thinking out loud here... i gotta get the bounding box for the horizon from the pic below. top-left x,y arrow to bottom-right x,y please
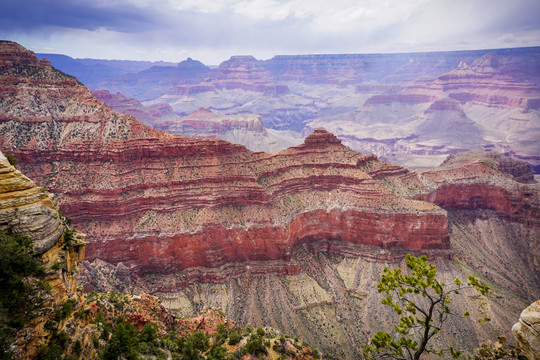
29,44 -> 540,66
1,0 -> 539,65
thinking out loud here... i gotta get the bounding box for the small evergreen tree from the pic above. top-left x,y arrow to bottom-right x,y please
363,254 -> 489,360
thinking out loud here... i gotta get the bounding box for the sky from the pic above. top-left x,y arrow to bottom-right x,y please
1,0 -> 539,65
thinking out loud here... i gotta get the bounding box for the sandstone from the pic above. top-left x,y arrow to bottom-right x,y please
0,147 -> 91,359
512,300 -> 540,360
362,151 -> 540,227
0,151 -> 64,254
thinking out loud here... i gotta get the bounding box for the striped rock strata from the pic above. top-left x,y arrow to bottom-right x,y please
0,151 -> 63,254
0,41 -> 449,281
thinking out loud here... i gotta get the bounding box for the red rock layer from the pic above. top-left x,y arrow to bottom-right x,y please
361,152 -> 540,227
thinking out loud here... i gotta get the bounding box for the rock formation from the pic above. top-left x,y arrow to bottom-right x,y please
307,52 -> 540,171
0,42 -> 450,278
90,92 -> 302,152
0,152 -> 64,253
512,300 -> 540,360
91,89 -> 176,129
97,57 -> 211,101
1,147 -> 316,359
0,149 -> 91,358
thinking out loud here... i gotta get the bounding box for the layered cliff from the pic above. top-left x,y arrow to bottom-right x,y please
0,42 -> 451,282
0,150 -> 92,359
307,52 -> 540,171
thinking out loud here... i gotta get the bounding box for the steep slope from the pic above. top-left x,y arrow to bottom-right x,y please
0,150 -> 91,359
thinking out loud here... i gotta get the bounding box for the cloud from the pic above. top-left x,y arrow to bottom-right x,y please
0,0 -> 158,33
1,0 -> 539,64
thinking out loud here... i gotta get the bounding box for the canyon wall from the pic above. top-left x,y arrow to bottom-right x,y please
39,45 -> 540,170
0,42 -> 451,279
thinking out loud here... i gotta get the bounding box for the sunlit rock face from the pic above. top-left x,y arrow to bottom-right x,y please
513,300 -> 540,360
0,148 -> 89,359
0,151 -> 63,254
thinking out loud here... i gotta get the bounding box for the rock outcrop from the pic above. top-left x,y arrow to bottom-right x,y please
512,300 -> 540,360
0,149 -> 91,359
0,152 -> 64,253
370,151 -> 540,227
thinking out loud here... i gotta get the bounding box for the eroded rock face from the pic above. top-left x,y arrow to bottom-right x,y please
0,151 -> 64,254
0,147 -> 91,359
512,300 -> 540,360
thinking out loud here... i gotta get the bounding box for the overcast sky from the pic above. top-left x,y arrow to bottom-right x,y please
1,0 -> 539,64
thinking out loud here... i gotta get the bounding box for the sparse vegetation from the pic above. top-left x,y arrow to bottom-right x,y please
0,231 -> 44,357
85,292 -> 320,360
4,152 -> 18,167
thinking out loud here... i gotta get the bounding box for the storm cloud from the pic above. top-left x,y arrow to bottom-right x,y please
1,0 -> 539,64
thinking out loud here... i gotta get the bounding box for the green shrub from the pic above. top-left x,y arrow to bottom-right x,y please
51,260 -> 63,271
140,322 -> 158,344
63,228 -> 78,249
189,331 -> 209,352
0,231 -> 44,331
228,330 -> 242,346
103,318 -> 139,360
4,152 -> 18,167
55,299 -> 76,321
206,344 -> 228,360
215,324 -> 228,345
245,334 -> 267,356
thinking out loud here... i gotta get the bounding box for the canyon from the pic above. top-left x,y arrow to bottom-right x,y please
41,46 -> 540,172
2,41 -> 539,358
91,90 -> 301,152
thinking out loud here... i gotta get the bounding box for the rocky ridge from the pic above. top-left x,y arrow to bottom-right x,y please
89,91 -> 302,152
0,152 -> 64,254
41,45 -> 540,171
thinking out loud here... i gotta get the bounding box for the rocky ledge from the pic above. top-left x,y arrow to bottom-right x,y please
0,151 -> 64,253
